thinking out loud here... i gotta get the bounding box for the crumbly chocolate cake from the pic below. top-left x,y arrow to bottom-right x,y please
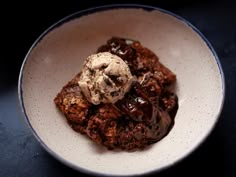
54,37 -> 178,150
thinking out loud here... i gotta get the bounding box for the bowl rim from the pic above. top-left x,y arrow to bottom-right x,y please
18,4 -> 225,176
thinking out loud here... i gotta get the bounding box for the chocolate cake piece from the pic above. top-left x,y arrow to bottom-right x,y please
54,73 -> 91,134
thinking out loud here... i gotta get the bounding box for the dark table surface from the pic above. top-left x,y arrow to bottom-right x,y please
1,0 -> 236,176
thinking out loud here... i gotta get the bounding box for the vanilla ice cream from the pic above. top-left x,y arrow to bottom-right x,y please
78,52 -> 134,105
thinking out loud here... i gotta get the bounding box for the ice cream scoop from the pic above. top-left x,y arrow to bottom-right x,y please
78,52 -> 134,105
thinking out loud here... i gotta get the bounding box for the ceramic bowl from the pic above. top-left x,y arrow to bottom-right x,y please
18,4 -> 225,176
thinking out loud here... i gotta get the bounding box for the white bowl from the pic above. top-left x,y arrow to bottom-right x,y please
18,4 -> 225,176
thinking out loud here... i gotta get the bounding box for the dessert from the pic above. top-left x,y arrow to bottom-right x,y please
54,37 -> 178,150
78,52 -> 134,105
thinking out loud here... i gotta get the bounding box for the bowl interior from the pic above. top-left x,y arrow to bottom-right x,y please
20,7 -> 224,176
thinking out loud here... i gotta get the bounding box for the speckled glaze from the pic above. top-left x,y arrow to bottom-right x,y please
18,5 -> 225,176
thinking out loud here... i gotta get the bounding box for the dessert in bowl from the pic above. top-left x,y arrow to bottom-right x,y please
54,37 -> 179,151
18,5 -> 224,176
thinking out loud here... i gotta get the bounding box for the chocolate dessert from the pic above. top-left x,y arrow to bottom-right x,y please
54,37 -> 178,150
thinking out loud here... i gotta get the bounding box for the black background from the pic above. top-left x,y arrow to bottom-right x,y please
1,0 -> 236,176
